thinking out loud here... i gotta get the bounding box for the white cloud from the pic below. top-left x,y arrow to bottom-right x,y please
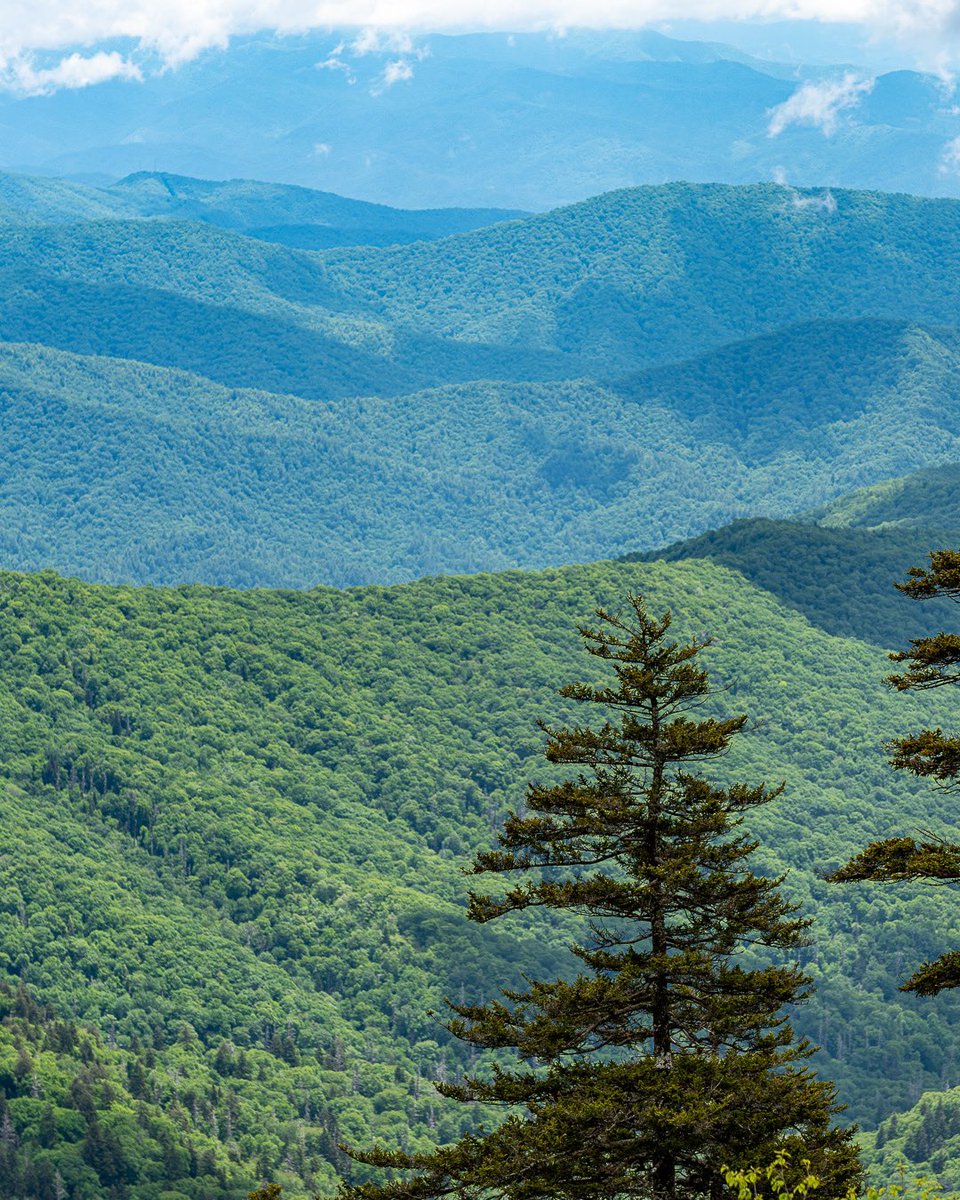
316,47 -> 357,82
0,50 -> 142,95
382,58 -> 413,84
368,56 -> 415,94
351,28 -> 417,54
0,0 -> 957,91
315,27 -> 428,90
767,73 -> 875,137
792,188 -> 837,211
926,52 -> 957,96
940,134 -> 960,172
771,168 -> 838,212
314,26 -> 428,96
313,141 -> 333,155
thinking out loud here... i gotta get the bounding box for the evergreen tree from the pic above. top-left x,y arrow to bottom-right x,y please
38,1102 -> 57,1149
830,549 -> 960,994
338,595 -> 860,1200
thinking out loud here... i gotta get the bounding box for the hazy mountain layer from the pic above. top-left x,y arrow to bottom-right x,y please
326,185 -> 960,375
0,219 -> 568,403
1,31 -> 957,208
7,181 -> 960,389
1,183 -> 960,587
0,312 -> 959,586
0,169 -> 524,248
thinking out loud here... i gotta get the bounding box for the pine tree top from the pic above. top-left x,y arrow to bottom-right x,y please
338,593 -> 860,1200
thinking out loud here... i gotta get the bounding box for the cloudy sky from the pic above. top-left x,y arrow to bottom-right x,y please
1,0 -> 959,90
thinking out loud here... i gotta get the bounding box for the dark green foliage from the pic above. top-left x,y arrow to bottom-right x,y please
628,519 -> 960,651
810,463 -> 960,534
831,548 -> 960,994
896,551 -> 960,605
340,598 -> 860,1200
829,839 -> 960,884
0,550 -> 957,1195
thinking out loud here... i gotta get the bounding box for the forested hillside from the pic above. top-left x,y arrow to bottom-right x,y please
862,1087 -> 960,1189
0,549 -> 960,1194
811,462 -> 960,532
0,328 -> 953,586
2,184 -> 960,586
634,455 -> 960,646
0,171 -> 523,249
0,218 -> 571,404
326,185 -> 960,373
631,518 -> 960,649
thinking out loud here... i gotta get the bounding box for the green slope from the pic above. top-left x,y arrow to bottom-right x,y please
0,982 -> 343,1199
0,221 -> 566,403
618,319 -> 960,470
0,174 -> 140,225
630,517 -> 960,650
0,170 -> 524,249
624,461 -> 960,653
1,317 -> 960,587
327,183 -> 960,375
0,556 -> 959,1195
811,462 -> 960,532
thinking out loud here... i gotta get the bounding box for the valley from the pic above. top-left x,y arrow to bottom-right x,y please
2,18 -> 960,1194
1,181 -> 960,589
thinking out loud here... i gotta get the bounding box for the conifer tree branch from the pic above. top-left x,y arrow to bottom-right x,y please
338,593 -> 860,1200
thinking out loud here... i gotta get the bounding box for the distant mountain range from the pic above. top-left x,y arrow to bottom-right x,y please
0,176 -> 959,586
0,170 -> 525,248
2,30 -> 959,208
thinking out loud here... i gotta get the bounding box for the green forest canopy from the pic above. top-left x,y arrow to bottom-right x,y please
1,183 -> 960,585
1,319 -> 960,587
0,545 -> 960,1193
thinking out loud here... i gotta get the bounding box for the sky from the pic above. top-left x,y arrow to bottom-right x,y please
1,0 -> 959,92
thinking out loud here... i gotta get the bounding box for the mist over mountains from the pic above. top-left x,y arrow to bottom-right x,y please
2,29 -> 959,208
